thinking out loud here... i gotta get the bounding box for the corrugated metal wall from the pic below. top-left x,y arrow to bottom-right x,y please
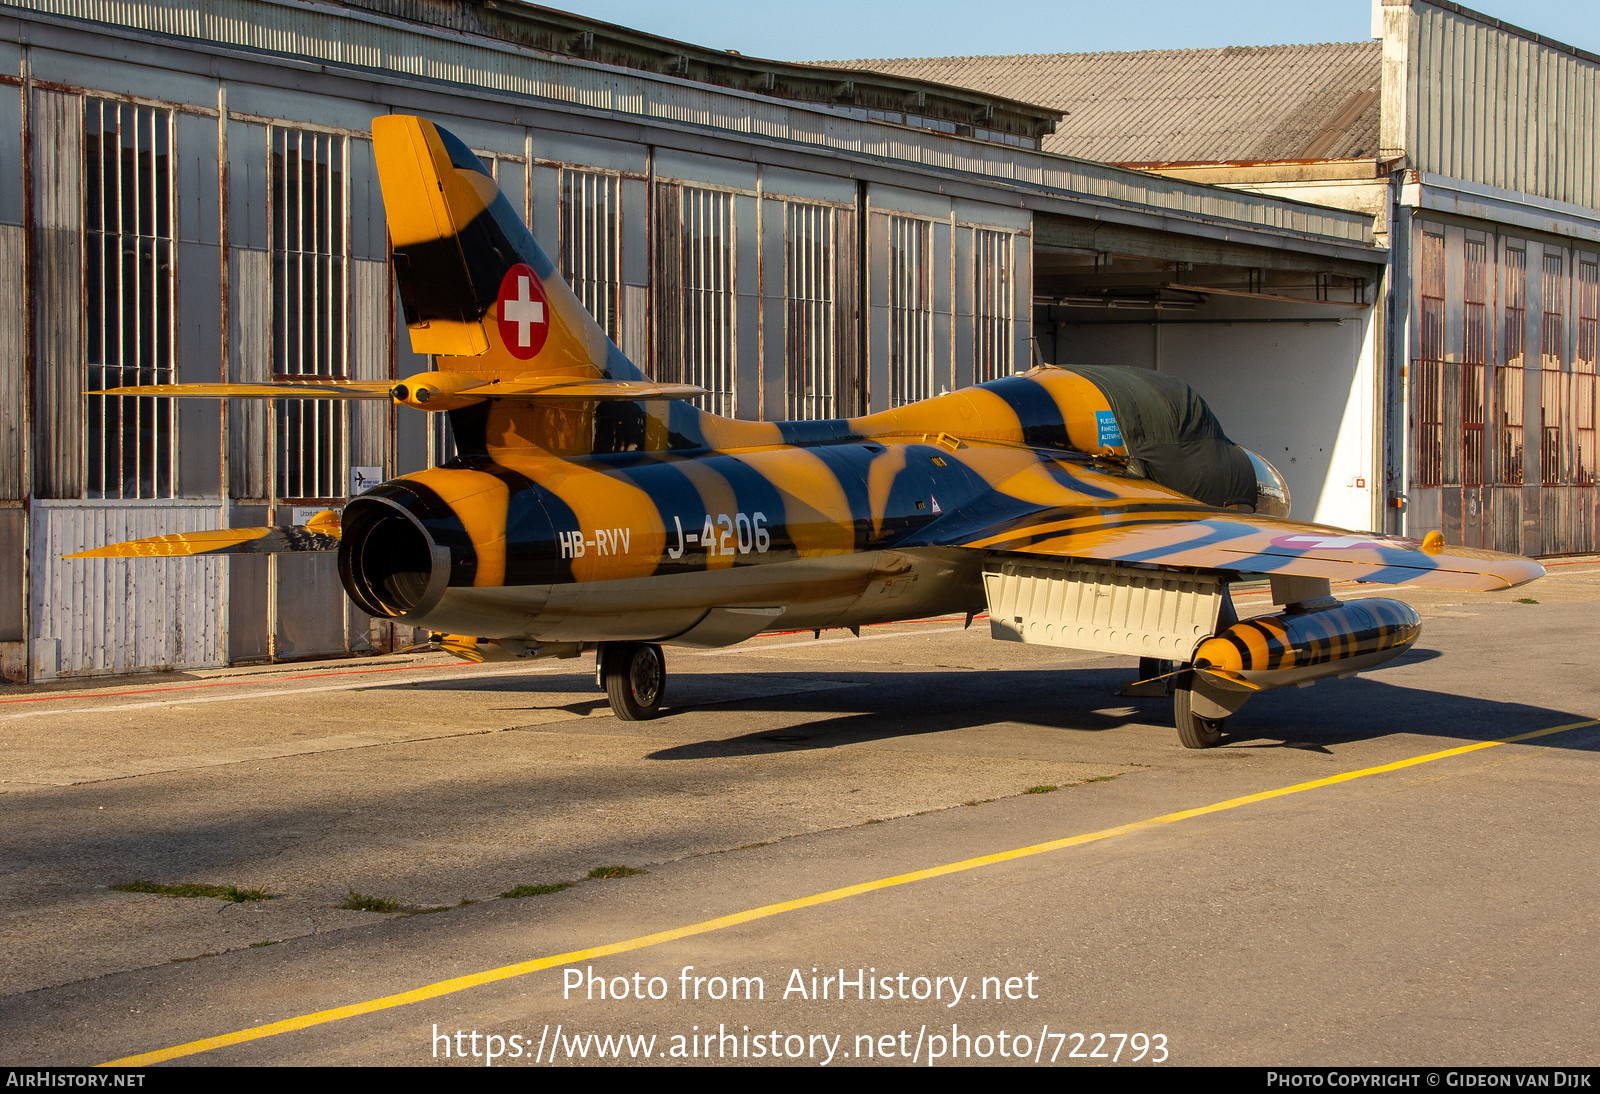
0,0 -> 1390,681
1402,0 -> 1600,210
1407,216 -> 1598,555
31,89 -> 83,500
0,224 -> 25,499
10,0 -> 1372,247
30,501 -> 225,678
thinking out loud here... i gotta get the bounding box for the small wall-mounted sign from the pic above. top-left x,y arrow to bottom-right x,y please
350,466 -> 384,496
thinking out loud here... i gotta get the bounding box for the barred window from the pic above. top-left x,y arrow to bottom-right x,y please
1462,238 -> 1488,487
973,228 -> 1013,384
1541,253 -> 1565,486
1414,228 -> 1444,488
654,183 -> 735,417
560,169 -> 622,344
272,128 -> 346,501
887,215 -> 933,407
85,99 -> 175,500
1501,245 -> 1527,485
1577,258 -> 1597,486
785,201 -> 836,419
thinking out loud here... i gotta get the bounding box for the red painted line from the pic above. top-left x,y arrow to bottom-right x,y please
0,660 -> 476,707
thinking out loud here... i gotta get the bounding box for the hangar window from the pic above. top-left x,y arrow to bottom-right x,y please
560,169 -> 622,344
84,99 -> 175,500
887,215 -> 934,406
1462,238 -> 1488,487
1540,253 -> 1565,486
974,228 -> 1013,384
654,183 -> 736,417
1500,244 -> 1527,485
1577,258 -> 1598,487
1414,227 -> 1445,488
271,127 -> 347,502
785,201 -> 838,419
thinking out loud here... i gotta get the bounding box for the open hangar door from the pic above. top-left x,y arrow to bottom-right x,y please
1030,215 -> 1387,532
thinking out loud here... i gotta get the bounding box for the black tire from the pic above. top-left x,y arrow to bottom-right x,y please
1174,683 -> 1224,749
602,642 -> 665,721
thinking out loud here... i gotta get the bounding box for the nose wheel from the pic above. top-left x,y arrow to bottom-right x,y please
599,642 -> 666,721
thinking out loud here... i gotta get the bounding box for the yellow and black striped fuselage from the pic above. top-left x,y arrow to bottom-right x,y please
338,369 -> 1224,646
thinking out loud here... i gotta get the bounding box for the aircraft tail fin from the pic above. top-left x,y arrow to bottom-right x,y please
372,114 -> 643,384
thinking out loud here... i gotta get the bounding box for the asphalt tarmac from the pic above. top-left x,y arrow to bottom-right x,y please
2,561 -> 1597,1067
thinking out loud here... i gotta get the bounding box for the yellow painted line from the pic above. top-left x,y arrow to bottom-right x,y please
104,716 -> 1599,1067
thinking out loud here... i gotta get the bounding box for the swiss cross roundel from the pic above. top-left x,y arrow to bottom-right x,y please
496,263 -> 550,359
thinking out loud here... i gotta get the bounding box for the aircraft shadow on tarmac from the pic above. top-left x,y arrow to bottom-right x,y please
369,646 -> 1597,761
5,649 -> 1591,923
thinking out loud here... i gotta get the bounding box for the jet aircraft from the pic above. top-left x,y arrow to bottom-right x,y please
75,115 -> 1543,748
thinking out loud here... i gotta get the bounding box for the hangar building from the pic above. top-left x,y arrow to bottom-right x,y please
0,0 -> 1382,681
833,0 -> 1600,558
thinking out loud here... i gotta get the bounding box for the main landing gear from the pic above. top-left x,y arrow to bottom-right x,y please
597,642 -> 666,721
1129,656 -> 1224,749
1173,679 -> 1225,750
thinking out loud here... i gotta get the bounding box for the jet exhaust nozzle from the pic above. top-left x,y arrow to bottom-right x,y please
338,494 -> 452,621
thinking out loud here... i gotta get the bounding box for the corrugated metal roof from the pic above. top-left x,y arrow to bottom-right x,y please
823,42 -> 1382,166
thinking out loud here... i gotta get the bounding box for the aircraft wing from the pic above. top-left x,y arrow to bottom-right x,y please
66,511 -> 342,558
905,469 -> 1543,592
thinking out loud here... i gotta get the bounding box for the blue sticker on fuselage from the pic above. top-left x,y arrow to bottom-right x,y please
1095,410 -> 1124,448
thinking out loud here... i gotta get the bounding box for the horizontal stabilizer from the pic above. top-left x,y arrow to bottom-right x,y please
68,512 -> 341,558
87,375 -> 705,406
498,377 -> 705,401
86,381 -> 394,399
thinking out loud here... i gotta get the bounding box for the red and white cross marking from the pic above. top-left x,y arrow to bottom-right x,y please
1269,533 -> 1399,552
496,263 -> 550,359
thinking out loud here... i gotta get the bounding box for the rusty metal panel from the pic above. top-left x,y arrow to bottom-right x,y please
1013,231 -> 1032,375
31,500 -> 225,679
1440,482 -> 1462,546
1573,485 -> 1598,553
346,136 -> 385,265
227,504 -> 269,662
1540,485 -> 1568,555
31,88 -> 83,500
527,162 -> 560,255
175,87 -> 224,501
1521,484 -> 1542,556
865,210 -> 889,413
1490,484 -> 1521,555
1408,485 -> 1442,539
393,290 -> 429,475
349,258 -> 389,470
0,82 -> 21,227
832,207 -> 861,417
175,239 -> 222,497
227,120 -> 269,252
931,217 -> 953,397
1460,484 -> 1486,549
0,224 -> 24,499
0,507 -> 22,643
175,111 -> 220,247
228,246 -> 269,499
273,551 -> 345,659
